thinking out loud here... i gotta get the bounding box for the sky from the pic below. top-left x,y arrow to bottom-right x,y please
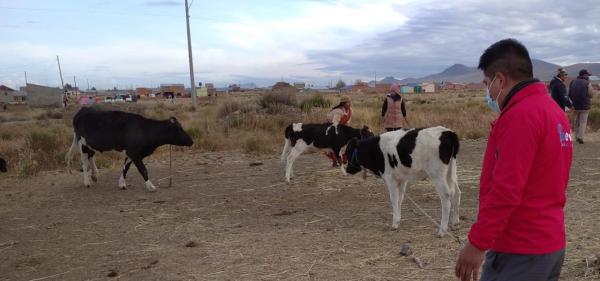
0,0 -> 599,89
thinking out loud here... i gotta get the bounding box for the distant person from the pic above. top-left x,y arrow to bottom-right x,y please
455,38 -> 573,281
325,96 -> 352,166
549,68 -> 572,111
63,94 -> 68,108
569,69 -> 596,144
381,84 -> 407,131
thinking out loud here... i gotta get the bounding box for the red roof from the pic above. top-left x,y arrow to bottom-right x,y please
0,85 -> 15,92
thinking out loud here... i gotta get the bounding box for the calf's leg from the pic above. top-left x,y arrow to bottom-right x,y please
383,176 -> 405,230
118,157 -> 133,189
285,141 -> 308,182
131,157 -> 156,192
430,172 -> 452,237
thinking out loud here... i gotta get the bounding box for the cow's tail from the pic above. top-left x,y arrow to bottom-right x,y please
446,131 -> 459,192
281,125 -> 293,162
65,133 -> 78,173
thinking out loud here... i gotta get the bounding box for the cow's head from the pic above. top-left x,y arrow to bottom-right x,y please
167,117 -> 194,146
0,158 -> 7,173
360,126 -> 374,140
344,138 -> 362,175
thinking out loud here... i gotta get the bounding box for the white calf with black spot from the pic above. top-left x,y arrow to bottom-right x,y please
345,126 -> 460,237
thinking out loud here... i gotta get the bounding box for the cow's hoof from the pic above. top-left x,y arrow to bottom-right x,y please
119,185 -> 126,190
437,230 -> 446,238
391,224 -> 399,231
145,181 -> 157,192
91,175 -> 98,182
85,185 -> 90,188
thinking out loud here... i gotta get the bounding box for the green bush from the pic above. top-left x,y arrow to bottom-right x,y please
259,92 -> 297,113
217,99 -> 255,118
299,94 -> 331,113
588,109 -> 600,130
186,127 -> 203,140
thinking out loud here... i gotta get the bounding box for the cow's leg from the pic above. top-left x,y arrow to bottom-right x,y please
131,157 -> 156,192
280,139 -> 291,163
448,158 -> 461,227
285,141 -> 308,182
79,143 -> 91,187
450,181 -> 461,228
383,176 -> 402,230
118,157 -> 133,189
430,170 -> 452,237
88,150 -> 99,182
335,149 -> 347,176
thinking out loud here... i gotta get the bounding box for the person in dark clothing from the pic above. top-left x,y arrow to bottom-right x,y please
549,68 -> 572,111
569,69 -> 596,144
382,84 -> 408,131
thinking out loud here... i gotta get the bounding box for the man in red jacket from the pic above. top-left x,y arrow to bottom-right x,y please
455,39 -> 573,281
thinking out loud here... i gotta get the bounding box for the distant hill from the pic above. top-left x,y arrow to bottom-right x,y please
368,76 -> 402,86
391,59 -> 600,84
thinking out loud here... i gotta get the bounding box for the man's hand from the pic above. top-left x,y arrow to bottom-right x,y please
455,241 -> 485,281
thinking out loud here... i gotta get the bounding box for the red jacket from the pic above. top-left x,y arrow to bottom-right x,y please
468,81 -> 573,255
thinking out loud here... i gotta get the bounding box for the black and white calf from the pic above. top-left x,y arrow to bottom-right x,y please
65,107 -> 193,191
344,126 -> 460,237
281,123 -> 373,182
0,157 -> 7,172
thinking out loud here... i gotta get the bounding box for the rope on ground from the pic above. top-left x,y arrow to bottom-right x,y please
405,194 -> 462,245
169,145 -> 172,187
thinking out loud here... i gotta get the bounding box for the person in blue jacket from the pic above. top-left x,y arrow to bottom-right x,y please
549,68 -> 572,111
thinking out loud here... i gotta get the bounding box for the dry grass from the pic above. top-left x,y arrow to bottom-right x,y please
2,90 -> 597,178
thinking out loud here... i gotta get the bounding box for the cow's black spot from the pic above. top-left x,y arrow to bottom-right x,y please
438,130 -> 460,165
82,145 -> 95,159
396,128 -> 423,168
358,136 -> 385,176
387,154 -> 398,168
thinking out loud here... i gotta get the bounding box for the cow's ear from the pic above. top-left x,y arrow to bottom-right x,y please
169,117 -> 177,124
350,137 -> 359,146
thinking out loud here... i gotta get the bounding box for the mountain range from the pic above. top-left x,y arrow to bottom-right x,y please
369,59 -> 600,85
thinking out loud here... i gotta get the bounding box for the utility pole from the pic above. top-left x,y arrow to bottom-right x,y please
56,55 -> 64,89
24,71 -> 28,85
185,0 -> 196,109
374,71 -> 377,87
86,78 -> 90,91
73,76 -> 78,89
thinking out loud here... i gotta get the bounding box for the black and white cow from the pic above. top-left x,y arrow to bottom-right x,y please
281,123 -> 373,182
65,107 -> 193,191
0,157 -> 7,172
344,126 -> 460,237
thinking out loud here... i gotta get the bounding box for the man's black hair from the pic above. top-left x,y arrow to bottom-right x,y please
478,38 -> 533,80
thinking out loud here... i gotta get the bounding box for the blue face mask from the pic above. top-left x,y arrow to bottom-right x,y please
485,76 -> 501,112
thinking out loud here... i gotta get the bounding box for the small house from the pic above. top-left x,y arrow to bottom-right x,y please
400,85 -> 414,94
421,82 -> 436,93
25,83 -> 63,108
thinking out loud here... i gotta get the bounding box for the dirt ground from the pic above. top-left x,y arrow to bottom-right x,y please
1,137 -> 600,281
